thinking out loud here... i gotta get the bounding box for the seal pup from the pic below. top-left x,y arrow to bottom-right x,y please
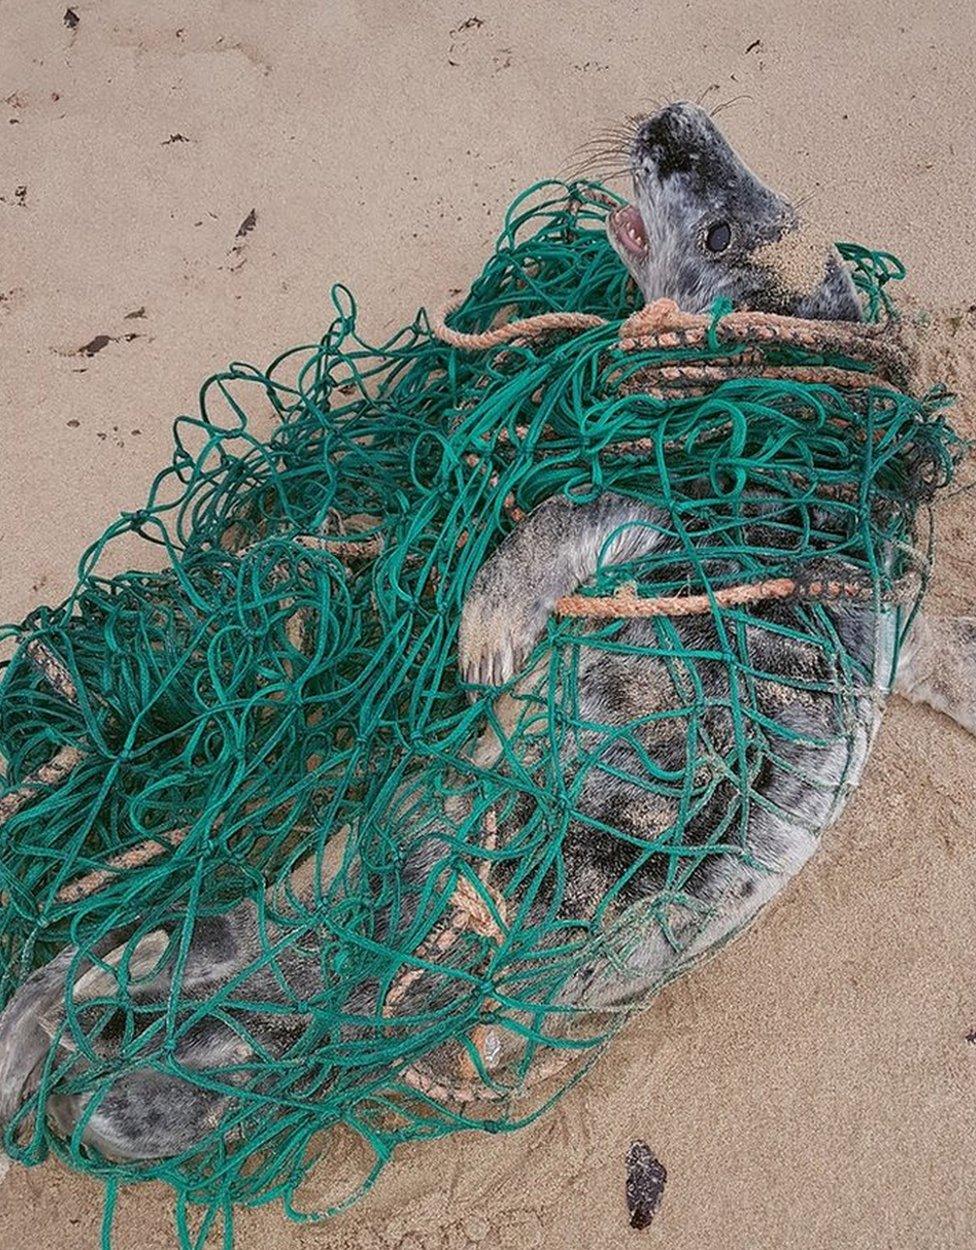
604,100 -> 863,320
0,103 -> 972,1163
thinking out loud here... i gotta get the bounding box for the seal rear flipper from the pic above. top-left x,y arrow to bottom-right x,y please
895,613 -> 976,735
0,911 -> 262,1158
47,1057 -> 249,1162
0,929 -> 137,1137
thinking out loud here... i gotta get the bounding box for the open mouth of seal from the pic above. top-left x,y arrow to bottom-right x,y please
609,204 -> 648,258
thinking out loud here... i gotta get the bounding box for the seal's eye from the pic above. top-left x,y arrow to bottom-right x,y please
704,222 -> 732,253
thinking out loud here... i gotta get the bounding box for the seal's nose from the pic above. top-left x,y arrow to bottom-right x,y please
634,104 -> 697,177
638,104 -> 683,147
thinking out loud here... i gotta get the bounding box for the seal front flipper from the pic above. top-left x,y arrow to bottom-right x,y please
458,491 -> 673,691
895,613 -> 976,734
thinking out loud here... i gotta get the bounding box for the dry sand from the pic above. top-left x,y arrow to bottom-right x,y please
2,2 -> 976,1247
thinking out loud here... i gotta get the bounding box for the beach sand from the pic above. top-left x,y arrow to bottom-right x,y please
1,3 -> 975,1246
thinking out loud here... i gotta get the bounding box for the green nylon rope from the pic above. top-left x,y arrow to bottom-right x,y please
0,180 -> 962,1247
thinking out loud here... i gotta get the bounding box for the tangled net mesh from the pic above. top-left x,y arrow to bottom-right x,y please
0,181 -> 963,1246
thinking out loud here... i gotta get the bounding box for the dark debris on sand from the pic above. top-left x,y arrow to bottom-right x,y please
626,1140 -> 667,1231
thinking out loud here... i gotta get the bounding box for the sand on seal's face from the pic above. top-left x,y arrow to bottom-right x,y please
753,219 -> 841,300
1,2 -> 975,1248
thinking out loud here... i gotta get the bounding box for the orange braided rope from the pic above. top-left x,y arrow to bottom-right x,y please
555,576 -> 882,621
429,294 -> 607,351
431,293 -> 910,390
56,828 -> 191,904
0,744 -> 86,829
556,578 -> 798,620
382,808 -> 516,1104
0,638 -> 87,836
617,299 -> 909,379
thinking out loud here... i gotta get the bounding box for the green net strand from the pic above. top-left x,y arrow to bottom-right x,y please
0,180 -> 964,1246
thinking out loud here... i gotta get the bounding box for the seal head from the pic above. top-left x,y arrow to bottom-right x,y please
607,102 -> 862,321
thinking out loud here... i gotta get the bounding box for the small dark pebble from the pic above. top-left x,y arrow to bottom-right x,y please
965,1029 -> 976,1045
626,1139 -> 666,1231
745,38 -> 761,53
66,419 -> 80,427
64,7 -> 80,29
14,185 -> 27,206
78,334 -> 112,356
123,306 -> 146,319
161,133 -> 189,145
235,208 -> 257,238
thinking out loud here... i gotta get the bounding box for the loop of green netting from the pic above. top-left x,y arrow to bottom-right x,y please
0,179 -> 964,1248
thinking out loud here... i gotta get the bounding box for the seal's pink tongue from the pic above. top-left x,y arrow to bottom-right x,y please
611,204 -> 648,257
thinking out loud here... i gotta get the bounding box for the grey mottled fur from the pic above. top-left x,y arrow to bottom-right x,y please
0,102 -> 972,1163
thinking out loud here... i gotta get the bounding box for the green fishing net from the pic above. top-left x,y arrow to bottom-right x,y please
0,181 -> 962,1247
